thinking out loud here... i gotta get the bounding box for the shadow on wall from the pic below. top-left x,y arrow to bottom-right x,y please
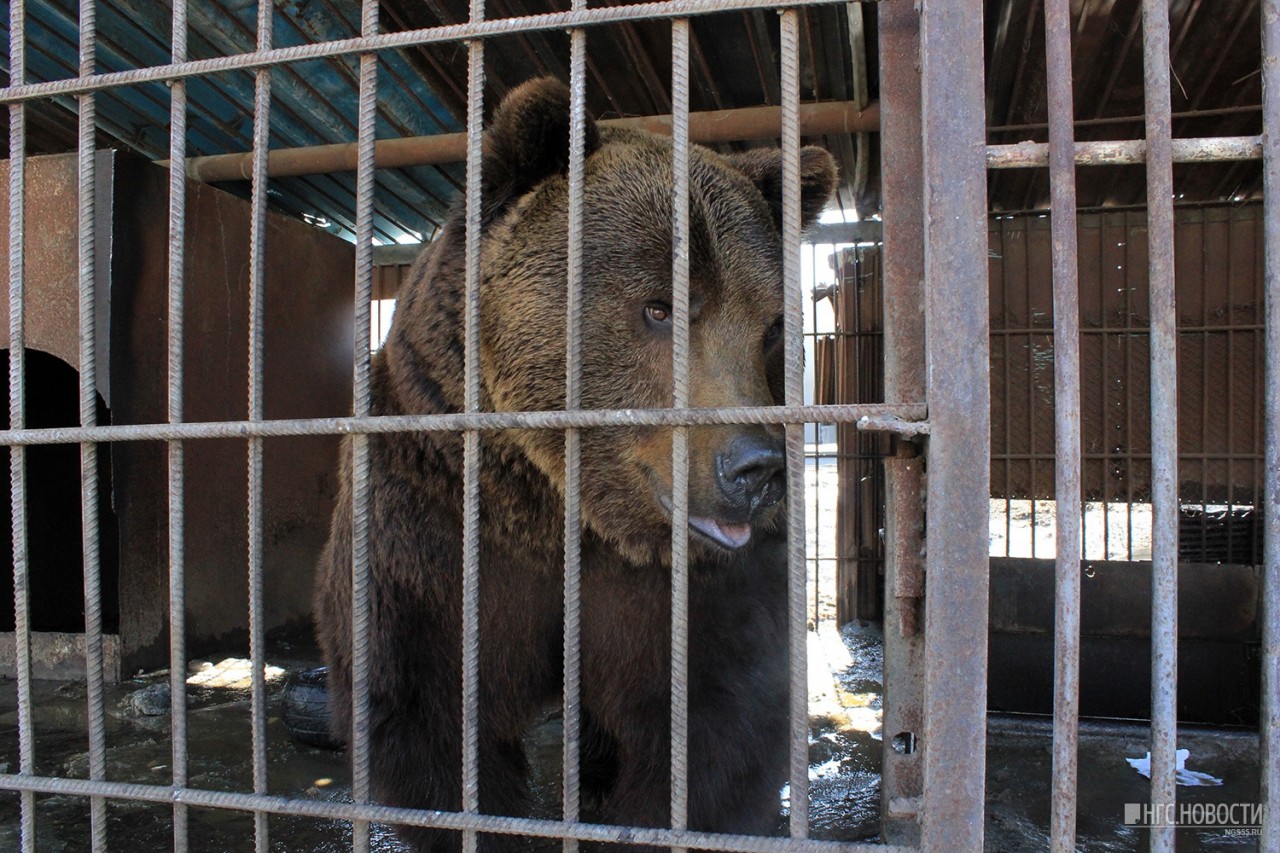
0,348 -> 119,634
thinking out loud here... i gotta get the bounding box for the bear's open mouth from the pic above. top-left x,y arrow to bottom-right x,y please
653,488 -> 753,551
687,517 -> 753,550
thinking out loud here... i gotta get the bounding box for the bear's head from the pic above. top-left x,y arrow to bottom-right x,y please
477,78 -> 837,565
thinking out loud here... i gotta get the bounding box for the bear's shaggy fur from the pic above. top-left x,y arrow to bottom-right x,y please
315,78 -> 837,852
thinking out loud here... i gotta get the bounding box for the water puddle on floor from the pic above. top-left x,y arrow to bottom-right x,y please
0,624 -> 1262,851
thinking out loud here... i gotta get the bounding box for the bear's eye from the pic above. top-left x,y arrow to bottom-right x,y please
644,302 -> 673,329
764,316 -> 784,350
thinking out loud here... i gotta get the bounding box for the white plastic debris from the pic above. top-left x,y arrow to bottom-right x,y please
186,657 -> 286,689
1125,748 -> 1223,787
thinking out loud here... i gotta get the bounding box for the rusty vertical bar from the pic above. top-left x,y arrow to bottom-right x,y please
349,2 -> 379,852
919,0 -> 991,848
166,1 -> 191,847
6,1 -> 34,850
669,16 -> 692,842
245,0 -> 274,850
1142,3 -> 1178,849
779,9 -> 809,840
75,0 -> 107,846
461,1 -> 485,851
1122,212 -> 1135,563
1001,222 -> 1013,558
1043,0 -> 1083,849
562,9 -> 587,853
876,0 -> 925,845
1259,0 -> 1280,847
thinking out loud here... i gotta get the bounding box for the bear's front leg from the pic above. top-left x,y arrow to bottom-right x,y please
583,689 -> 786,845
368,705 -> 535,853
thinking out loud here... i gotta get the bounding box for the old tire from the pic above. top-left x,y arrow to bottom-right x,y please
281,667 -> 344,750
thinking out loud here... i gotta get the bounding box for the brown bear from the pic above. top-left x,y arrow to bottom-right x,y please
315,77 -> 836,851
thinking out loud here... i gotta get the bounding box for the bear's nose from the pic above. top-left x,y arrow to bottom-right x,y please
715,435 -> 786,514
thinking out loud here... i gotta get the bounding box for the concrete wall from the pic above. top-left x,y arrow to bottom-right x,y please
1,151 -> 354,675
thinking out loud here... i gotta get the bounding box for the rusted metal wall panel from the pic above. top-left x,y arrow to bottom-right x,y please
832,246 -> 887,625
987,557 -> 1260,725
990,205 -> 1266,512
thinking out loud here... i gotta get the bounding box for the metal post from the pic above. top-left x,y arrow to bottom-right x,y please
166,3 -> 191,849
461,2 -> 485,850
1141,3 -> 1179,850
6,1 -> 34,849
75,0 -> 107,846
669,16 -> 692,843
918,0 -> 991,848
562,11 -> 588,853
1043,1 -> 1083,850
246,0 -> 275,849
1258,0 -> 1280,848
350,2 -> 380,852
780,10 -> 810,841
877,0 -> 926,844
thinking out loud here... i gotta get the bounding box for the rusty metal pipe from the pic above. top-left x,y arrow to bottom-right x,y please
169,100 -> 880,183
988,103 -> 1262,135
987,135 -> 1261,169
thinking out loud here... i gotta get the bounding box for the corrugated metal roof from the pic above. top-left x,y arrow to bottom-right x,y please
1,0 -> 1267,233
2,1 -> 871,241
5,0 -> 469,243
985,0 -> 1263,211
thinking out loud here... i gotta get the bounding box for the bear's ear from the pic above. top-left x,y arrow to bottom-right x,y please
726,147 -> 838,232
481,77 -> 601,223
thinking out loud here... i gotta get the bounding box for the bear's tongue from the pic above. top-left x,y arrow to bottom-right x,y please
688,516 -> 752,550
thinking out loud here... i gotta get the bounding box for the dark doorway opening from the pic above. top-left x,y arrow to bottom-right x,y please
1,349 -> 119,634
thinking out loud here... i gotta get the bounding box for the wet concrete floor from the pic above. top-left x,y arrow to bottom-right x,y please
0,624 -> 1261,852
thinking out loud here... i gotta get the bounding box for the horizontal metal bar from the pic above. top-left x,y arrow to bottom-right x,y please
0,774 -> 911,853
0,0 -> 865,105
988,103 -> 1262,135
989,326 -> 1266,335
810,220 -> 884,244
174,101 -> 880,182
0,404 -> 926,447
994,452 -> 1264,462
987,136 -> 1261,169
858,414 -> 930,435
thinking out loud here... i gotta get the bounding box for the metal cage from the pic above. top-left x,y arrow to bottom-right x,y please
1,1 -> 1276,852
